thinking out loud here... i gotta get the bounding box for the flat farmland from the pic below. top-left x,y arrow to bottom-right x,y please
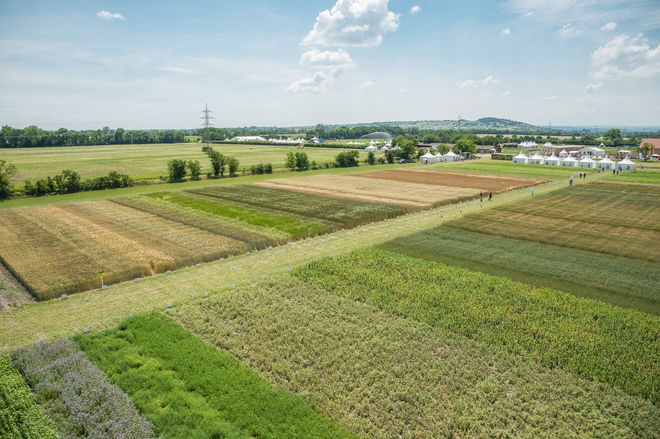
0,142 -> 356,182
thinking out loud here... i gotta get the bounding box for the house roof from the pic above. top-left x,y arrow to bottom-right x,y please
640,138 -> 660,151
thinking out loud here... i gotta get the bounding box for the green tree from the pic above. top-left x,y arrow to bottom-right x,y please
227,157 -> 239,176
396,138 -> 417,160
289,152 -> 309,171
385,150 -> 395,164
187,160 -> 201,180
436,144 -> 450,154
639,142 -> 654,161
52,169 -> 81,194
0,160 -> 16,199
205,148 -> 226,177
335,150 -> 360,167
603,128 -> 623,146
168,159 -> 187,182
367,151 -> 375,165
285,151 -> 297,169
454,137 -> 476,154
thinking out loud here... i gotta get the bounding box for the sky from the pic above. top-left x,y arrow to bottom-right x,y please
1,0 -> 659,129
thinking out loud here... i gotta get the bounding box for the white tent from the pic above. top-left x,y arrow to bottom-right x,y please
529,151 -> 545,165
512,151 -> 528,164
598,143 -> 606,148
545,153 -> 560,166
580,147 -> 606,158
597,156 -> 614,170
544,142 -> 553,147
420,151 -> 436,164
365,145 -> 378,152
558,149 -> 568,158
579,156 -> 595,168
434,152 -> 444,162
380,146 -> 389,152
443,149 -> 460,161
617,156 -> 636,171
561,156 -> 577,167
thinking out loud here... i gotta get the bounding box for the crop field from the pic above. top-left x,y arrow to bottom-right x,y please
173,275 -> 659,438
0,142 -> 356,182
259,174 -> 483,208
187,185 -> 409,227
75,313 -> 354,439
295,249 -> 660,402
440,160 -> 598,179
352,169 -> 549,192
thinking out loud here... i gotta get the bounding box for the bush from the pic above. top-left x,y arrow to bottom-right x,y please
286,152 -> 309,171
205,148 -> 226,177
335,150 -> 360,168
385,150 -> 395,164
227,157 -> 239,176
168,159 -> 187,182
53,169 -> 81,193
366,151 -> 375,165
187,160 -> 201,180
0,160 -> 16,200
250,163 -> 273,175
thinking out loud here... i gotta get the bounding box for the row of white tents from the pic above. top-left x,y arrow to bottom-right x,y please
512,151 -> 636,170
419,149 -> 461,163
365,140 -> 393,153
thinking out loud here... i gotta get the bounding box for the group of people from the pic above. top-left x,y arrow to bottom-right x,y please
479,191 -> 493,202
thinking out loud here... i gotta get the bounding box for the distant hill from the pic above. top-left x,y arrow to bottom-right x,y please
328,117 -> 546,133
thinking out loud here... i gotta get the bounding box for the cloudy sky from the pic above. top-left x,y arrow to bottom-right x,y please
1,0 -> 659,129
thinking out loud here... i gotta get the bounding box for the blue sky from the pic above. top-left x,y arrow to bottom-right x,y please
1,0 -> 659,129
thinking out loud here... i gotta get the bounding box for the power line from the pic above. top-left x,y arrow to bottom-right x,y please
201,103 -> 214,129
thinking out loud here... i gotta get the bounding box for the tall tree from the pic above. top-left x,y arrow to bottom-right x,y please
0,160 -> 16,199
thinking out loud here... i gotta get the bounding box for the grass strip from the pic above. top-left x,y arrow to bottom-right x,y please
173,276 -> 659,438
146,191 -> 329,239
11,339 -> 155,439
297,248 -> 660,402
75,313 -> 356,439
187,185 -> 409,227
0,356 -> 58,439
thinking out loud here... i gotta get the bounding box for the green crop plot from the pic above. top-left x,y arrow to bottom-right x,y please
173,276 -> 659,438
76,313 -> 355,439
187,185 -> 409,227
296,248 -> 660,402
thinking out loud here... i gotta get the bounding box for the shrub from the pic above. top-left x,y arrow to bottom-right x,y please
0,160 -> 16,200
227,157 -> 239,176
168,159 -> 187,182
367,151 -> 375,165
335,150 -> 360,168
250,163 -> 273,175
53,169 -> 81,193
385,150 -> 395,164
187,160 -> 201,180
205,148 -> 226,177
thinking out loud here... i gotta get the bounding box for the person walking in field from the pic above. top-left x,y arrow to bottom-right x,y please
530,187 -> 534,197
569,175 -> 573,186
480,191 -> 483,202
488,192 -> 492,201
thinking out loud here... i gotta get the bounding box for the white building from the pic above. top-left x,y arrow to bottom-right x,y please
597,156 -> 614,170
512,151 -> 528,164
579,156 -> 595,169
617,157 -> 636,171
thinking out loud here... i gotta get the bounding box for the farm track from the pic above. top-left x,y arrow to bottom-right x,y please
0,176 -> 583,353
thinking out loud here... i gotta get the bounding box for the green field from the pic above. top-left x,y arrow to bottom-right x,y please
76,313 -> 354,439
0,142 -> 357,183
440,160 -> 599,179
173,276 -> 659,438
296,249 -> 660,402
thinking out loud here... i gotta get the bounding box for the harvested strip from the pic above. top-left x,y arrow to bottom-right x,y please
76,313 -> 356,439
451,209 -> 660,262
146,192 -> 329,239
173,277 -> 659,439
189,185 -> 409,227
352,169 -> 548,192
12,339 -> 156,439
0,356 -> 58,439
112,196 -> 277,248
261,174 -> 480,207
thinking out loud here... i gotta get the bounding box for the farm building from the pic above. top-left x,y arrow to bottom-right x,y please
579,156 -> 595,168
512,151 -> 528,164
597,157 -> 614,170
545,153 -> 560,166
617,157 -> 636,171
561,156 -> 578,167
443,149 -> 460,161
639,138 -> 660,154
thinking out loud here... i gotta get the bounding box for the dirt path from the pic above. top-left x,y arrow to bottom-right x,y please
0,261 -> 34,311
0,176 -> 595,353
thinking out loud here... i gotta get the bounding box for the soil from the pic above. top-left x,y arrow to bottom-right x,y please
0,261 -> 35,311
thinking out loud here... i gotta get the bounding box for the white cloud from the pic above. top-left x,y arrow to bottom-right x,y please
501,90 -> 511,96
156,66 -> 194,74
525,11 -> 534,17
302,0 -> 399,47
410,5 -> 421,15
591,33 -> 660,80
399,88 -> 407,93
541,95 -> 559,100
96,10 -> 125,21
358,80 -> 375,89
559,23 -> 579,37
458,75 -> 501,88
601,22 -> 617,31
501,28 -> 511,37
299,49 -> 355,70
585,82 -> 603,92
287,71 -> 336,93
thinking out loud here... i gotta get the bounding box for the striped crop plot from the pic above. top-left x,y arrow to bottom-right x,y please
187,184 -> 409,227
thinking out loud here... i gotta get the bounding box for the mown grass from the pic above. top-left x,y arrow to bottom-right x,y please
75,313 -> 355,439
441,161 -> 595,179
146,191 -> 329,239
173,276 -> 660,438
0,356 -> 58,439
187,185 -> 409,227
381,226 -> 660,314
296,248 -> 660,402
604,169 -> 660,184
